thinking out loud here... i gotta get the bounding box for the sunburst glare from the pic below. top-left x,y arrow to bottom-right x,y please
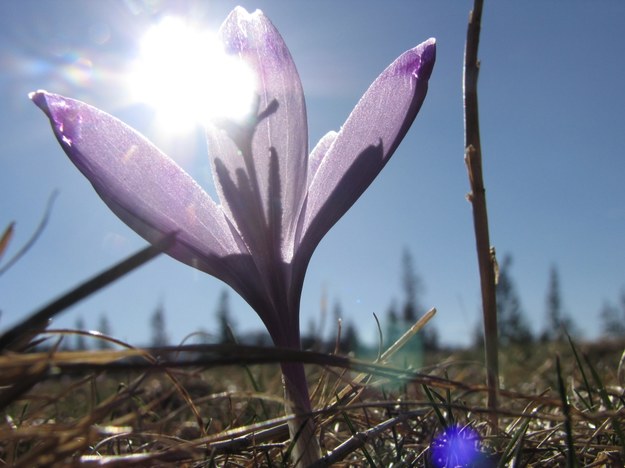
129,17 -> 257,134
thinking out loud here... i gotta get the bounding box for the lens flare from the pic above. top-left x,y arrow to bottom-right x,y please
128,17 -> 257,134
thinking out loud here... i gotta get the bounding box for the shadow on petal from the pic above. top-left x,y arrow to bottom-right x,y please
296,141 -> 385,268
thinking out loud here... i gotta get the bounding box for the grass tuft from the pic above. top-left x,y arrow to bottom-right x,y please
1,242 -> 624,466
1,329 -> 624,466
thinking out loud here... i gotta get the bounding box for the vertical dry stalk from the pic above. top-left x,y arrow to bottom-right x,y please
463,0 -> 500,429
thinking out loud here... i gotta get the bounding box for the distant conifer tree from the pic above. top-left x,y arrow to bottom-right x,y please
216,290 -> 236,344
496,255 -> 533,346
401,248 -> 438,351
542,266 -> 578,341
74,316 -> 87,350
385,300 -> 402,349
472,321 -> 484,350
97,314 -> 113,349
600,289 -> 625,338
340,320 -> 360,354
401,248 -> 423,324
150,303 -> 169,347
331,300 -> 360,354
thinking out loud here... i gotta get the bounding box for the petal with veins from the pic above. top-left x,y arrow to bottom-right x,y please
307,131 -> 338,190
30,11 -> 436,357
297,39 -> 436,262
209,7 -> 308,269
30,91 -> 250,286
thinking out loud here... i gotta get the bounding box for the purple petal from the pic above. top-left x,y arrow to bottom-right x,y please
307,131 -> 338,189
208,7 -> 308,267
30,91 -> 250,286
297,39 -> 436,259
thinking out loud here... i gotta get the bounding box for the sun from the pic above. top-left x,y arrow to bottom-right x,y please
128,17 -> 257,134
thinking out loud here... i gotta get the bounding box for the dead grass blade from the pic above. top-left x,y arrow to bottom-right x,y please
0,221 -> 15,263
556,355 -> 578,468
0,232 -> 176,351
0,191 -> 58,277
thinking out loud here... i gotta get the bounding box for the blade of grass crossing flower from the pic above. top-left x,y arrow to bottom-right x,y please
556,356 -> 578,468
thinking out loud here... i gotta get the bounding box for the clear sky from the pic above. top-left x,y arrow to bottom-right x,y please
1,1 -> 624,348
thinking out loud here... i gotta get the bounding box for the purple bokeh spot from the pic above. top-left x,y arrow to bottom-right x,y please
430,425 -> 481,467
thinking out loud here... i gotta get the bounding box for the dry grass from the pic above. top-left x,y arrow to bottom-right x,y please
1,330 -> 624,467
1,230 -> 623,466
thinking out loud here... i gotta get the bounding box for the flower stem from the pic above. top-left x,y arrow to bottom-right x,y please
280,361 -> 321,466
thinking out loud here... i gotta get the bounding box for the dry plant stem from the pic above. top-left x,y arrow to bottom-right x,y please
463,0 -> 499,429
334,308 -> 437,403
309,410 -> 424,467
0,232 -> 176,351
281,361 -> 321,466
0,190 -> 58,276
379,308 -> 437,364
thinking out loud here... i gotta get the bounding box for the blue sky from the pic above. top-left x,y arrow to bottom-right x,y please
1,1 -> 624,348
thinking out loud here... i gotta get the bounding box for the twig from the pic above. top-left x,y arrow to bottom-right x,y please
309,411 -> 422,467
0,344 -> 475,393
0,222 -> 15,262
0,232 -> 176,351
329,309 -> 437,406
378,308 -> 436,364
463,0 -> 499,429
556,355 -> 579,467
0,190 -> 58,276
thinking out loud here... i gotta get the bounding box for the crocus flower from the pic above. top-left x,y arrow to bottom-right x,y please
431,425 -> 483,467
31,6 -> 435,463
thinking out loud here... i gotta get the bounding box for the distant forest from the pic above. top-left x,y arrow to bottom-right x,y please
68,249 -> 625,353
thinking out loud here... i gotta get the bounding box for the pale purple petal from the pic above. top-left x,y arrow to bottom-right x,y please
30,91 -> 251,286
307,131 -> 338,189
208,7 -> 308,267
297,39 -> 436,260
